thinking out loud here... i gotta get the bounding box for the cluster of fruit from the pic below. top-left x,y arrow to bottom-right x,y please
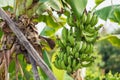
54,12 -> 103,74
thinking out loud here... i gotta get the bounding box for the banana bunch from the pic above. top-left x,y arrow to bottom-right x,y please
54,12 -> 103,74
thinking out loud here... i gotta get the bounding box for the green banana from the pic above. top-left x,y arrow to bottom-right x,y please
68,56 -> 72,65
58,59 -> 62,69
54,6 -> 102,74
84,34 -> 97,43
84,43 -> 94,53
63,53 -> 67,64
86,12 -> 92,24
85,26 -> 96,33
95,24 -> 103,30
72,47 -> 77,55
58,52 -> 64,59
67,15 -> 74,26
85,24 -> 92,31
89,44 -> 94,53
73,63 -> 81,71
76,19 -> 81,27
54,60 -> 61,69
56,39 -> 65,48
67,65 -> 72,73
81,12 -> 86,24
62,27 -> 68,41
72,59 -> 77,68
62,39 -> 67,47
80,41 -> 87,52
66,46 -> 71,54
84,44 -> 91,53
82,30 -> 96,37
75,42 -> 81,50
79,24 -> 84,30
91,15 -> 98,26
68,32 -> 74,46
81,61 -> 92,67
75,52 -> 79,58
75,27 -> 81,41
61,60 -> 67,69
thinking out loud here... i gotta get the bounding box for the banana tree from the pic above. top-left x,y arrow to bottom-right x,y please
0,0 -> 119,80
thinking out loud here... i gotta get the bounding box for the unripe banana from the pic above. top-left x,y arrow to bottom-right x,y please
67,65 -> 72,73
75,52 -> 79,58
68,36 -> 74,46
75,27 -> 82,41
86,12 -> 92,24
75,42 -> 81,50
91,15 -> 98,27
68,56 -> 72,65
54,60 -> 61,69
85,24 -> 91,31
80,41 -> 87,52
58,52 -> 64,59
93,16 -> 98,26
82,30 -> 97,37
61,60 -> 67,69
63,53 -> 67,64
84,44 -> 91,53
54,9 -> 102,74
56,39 -> 65,48
89,44 -> 94,53
81,61 -> 92,67
84,34 -> 97,43
66,46 -> 71,55
67,15 -> 74,26
76,19 -> 80,27
58,59 -> 62,69
72,47 -> 77,55
62,39 -> 67,47
73,63 -> 81,71
72,59 -> 77,68
86,26 -> 96,33
81,12 -> 86,24
79,24 -> 84,30
62,27 -> 68,41
95,24 -> 103,30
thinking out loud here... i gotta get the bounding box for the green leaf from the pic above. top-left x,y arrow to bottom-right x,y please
111,6 -> 120,24
38,49 -> 52,80
98,35 -> 120,47
36,15 -> 66,36
36,3 -> 50,15
0,0 -> 14,7
40,26 -> 55,36
37,0 -> 63,15
15,0 -> 33,16
95,0 -> 105,5
47,0 -> 63,11
43,50 -> 52,69
40,50 -> 52,80
66,0 -> 88,17
95,5 -> 120,21
2,6 -> 13,11
39,0 -> 49,3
